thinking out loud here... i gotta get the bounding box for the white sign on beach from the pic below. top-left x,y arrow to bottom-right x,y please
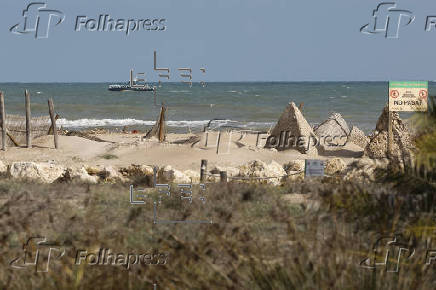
304,159 -> 325,178
389,81 -> 428,112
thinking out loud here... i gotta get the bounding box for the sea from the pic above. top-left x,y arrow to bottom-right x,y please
0,82 -> 434,134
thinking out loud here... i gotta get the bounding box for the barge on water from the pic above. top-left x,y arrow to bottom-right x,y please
108,69 -> 155,92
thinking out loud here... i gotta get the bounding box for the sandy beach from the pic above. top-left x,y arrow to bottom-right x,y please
0,130 -> 364,172
0,98 -> 417,188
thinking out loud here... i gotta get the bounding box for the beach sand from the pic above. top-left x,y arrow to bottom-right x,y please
0,131 -> 364,171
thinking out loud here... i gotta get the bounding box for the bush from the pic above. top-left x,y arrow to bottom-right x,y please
0,178 -> 434,289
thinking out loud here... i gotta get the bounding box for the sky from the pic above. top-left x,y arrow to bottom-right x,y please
0,0 -> 435,82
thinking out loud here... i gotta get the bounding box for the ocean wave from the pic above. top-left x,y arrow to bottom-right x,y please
241,121 -> 275,128
57,118 -> 155,128
57,118 -> 274,129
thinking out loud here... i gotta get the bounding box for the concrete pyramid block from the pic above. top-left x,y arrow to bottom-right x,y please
265,102 -> 318,154
314,112 -> 350,149
365,104 -> 415,169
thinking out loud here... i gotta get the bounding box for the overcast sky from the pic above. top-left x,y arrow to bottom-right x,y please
0,0 -> 435,82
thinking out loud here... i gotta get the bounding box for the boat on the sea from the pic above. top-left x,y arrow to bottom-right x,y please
108,69 -> 155,92
108,83 -> 154,92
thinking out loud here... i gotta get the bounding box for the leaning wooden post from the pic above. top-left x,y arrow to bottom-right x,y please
0,92 -> 6,151
256,132 -> 261,148
47,114 -> 60,135
25,90 -> 31,148
6,132 -> 19,147
48,98 -> 58,149
200,159 -> 207,183
216,131 -> 222,154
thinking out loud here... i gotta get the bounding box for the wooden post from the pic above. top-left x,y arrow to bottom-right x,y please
216,131 -> 221,154
304,159 -> 308,179
48,98 -> 58,149
25,90 -> 31,148
158,104 -> 166,142
0,92 -> 5,151
204,130 -> 209,147
47,114 -> 60,135
227,130 -> 232,153
220,171 -> 227,183
200,159 -> 207,183
130,69 -> 134,87
6,132 -> 19,147
388,111 -> 393,159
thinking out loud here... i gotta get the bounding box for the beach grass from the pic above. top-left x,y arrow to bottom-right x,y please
0,173 -> 434,289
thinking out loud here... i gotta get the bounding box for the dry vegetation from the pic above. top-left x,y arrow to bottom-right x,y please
0,171 -> 434,289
